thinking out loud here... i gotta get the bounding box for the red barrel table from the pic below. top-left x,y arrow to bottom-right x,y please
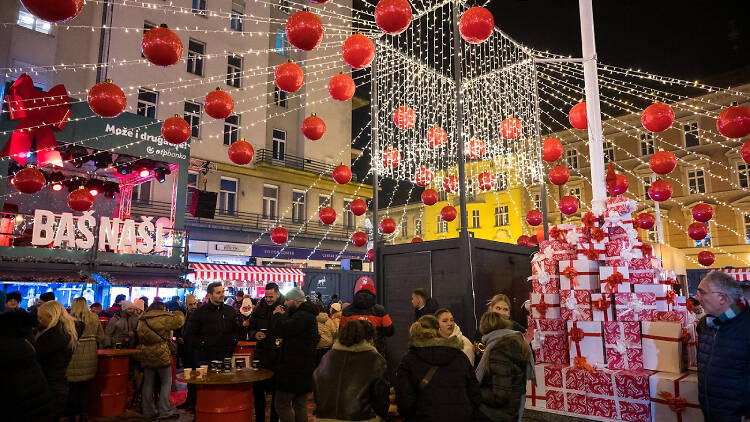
178,368 -> 273,422
88,349 -> 137,417
234,341 -> 256,361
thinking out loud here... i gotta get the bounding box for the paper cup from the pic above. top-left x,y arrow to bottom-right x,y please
183,368 -> 192,378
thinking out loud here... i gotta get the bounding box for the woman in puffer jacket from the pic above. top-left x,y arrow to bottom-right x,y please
434,309 -> 474,366
66,297 -> 105,421
316,309 -> 338,366
136,301 -> 185,420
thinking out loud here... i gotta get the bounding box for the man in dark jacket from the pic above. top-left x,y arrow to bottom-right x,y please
183,282 -> 239,364
273,288 -> 319,422
176,294 -> 200,411
695,271 -> 750,421
340,276 -> 394,356
412,288 -> 439,321
248,283 -> 284,422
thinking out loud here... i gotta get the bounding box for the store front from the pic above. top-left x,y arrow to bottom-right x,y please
188,263 -> 305,298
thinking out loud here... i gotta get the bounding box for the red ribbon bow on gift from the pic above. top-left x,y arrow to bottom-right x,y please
569,327 -> 585,342
573,356 -> 593,371
658,391 -> 688,414
603,272 -> 625,294
593,296 -> 612,312
582,212 -> 599,229
534,295 -> 550,318
548,227 -> 565,242
590,227 -> 606,242
0,73 -> 70,167
561,265 -> 579,288
666,290 -> 677,307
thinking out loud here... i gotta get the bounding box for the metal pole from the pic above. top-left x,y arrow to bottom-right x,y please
370,52 -> 380,284
651,173 -> 664,245
452,0 -> 469,237
533,64 -> 549,240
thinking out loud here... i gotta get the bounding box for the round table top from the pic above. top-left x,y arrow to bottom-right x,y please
178,368 -> 273,385
236,341 -> 256,346
98,349 -> 138,357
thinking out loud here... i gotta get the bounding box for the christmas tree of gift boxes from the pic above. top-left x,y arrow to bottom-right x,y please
526,195 -> 701,422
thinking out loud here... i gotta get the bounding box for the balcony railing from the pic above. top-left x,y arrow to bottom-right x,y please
255,149 -> 358,182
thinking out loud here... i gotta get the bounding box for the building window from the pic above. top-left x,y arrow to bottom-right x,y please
186,172 -> 198,206
745,215 -> 750,245
642,177 -> 652,200
275,29 -> 290,56
494,174 -> 508,191
278,0 -> 291,13
647,226 -> 657,243
184,101 -> 202,138
569,187 -> 582,201
272,129 -> 286,160
415,219 -> 422,236
471,210 -> 480,228
219,177 -> 238,215
534,194 -> 542,211
136,88 -> 158,118
694,221 -> 711,247
292,191 -> 305,223
223,114 -> 240,146
262,185 -> 278,219
343,200 -> 355,228
566,149 -> 578,169
142,22 -> 156,58
603,140 -> 614,163
273,87 -> 288,108
226,55 -> 242,88
230,1 -> 244,31
438,190 -> 447,202
683,121 -> 699,147
436,215 -> 447,233
687,169 -> 706,194
187,39 -> 205,76
17,9 -> 51,34
640,133 -> 654,156
495,206 -> 509,227
400,219 -> 408,236
738,163 -> 750,188
318,195 -> 331,208
132,181 -> 152,205
192,0 -> 207,15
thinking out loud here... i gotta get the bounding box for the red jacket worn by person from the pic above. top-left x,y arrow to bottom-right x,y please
340,277 -> 394,355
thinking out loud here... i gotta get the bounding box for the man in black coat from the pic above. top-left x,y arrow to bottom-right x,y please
340,277 -> 394,356
273,288 -> 319,422
412,288 -> 439,321
176,294 -> 200,411
183,282 -> 239,364
248,283 -> 285,422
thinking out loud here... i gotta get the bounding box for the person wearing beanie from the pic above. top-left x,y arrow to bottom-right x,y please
104,299 -> 141,348
339,276 -> 394,356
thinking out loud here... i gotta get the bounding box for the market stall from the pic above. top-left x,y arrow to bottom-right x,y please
188,263 -> 305,298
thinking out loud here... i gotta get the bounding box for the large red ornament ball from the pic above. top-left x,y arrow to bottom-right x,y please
569,102 -> 588,130
411,237 -> 423,243
332,165 -> 352,184
641,103 -> 675,133
558,196 -> 579,215
426,126 -> 447,148
393,106 -> 416,130
443,175 -> 458,193
204,88 -> 234,119
500,117 -> 522,140
414,167 -> 434,187
692,203 -> 714,222
302,114 -> 326,140
742,140 -> 750,164
716,105 -> 750,139
374,0 -> 412,35
342,34 -> 375,69
142,25 -> 183,67
87,80 -> 126,118
458,7 -> 494,44
697,250 -> 715,267
649,151 -> 677,175
319,207 -> 337,225
688,222 -> 708,241
161,115 -> 191,145
328,73 -> 355,101
286,11 -> 324,51
607,174 -> 629,196
526,210 -> 543,226
67,187 -> 94,212
517,235 -> 531,246
465,137 -> 485,159
351,231 -> 368,247
271,227 -> 288,245
421,189 -> 438,206
441,205 -> 457,222
636,213 -> 655,230
549,165 -> 570,186
648,180 -> 673,202
366,248 -> 374,262
542,137 -> 563,162
477,172 -> 495,191
381,148 -> 401,168
227,139 -> 255,165
274,61 -> 304,93
380,218 -> 396,234
350,199 -> 367,216
13,167 -> 46,194
21,0 -> 83,22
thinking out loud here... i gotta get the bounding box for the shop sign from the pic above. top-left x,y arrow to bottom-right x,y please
252,244 -> 365,261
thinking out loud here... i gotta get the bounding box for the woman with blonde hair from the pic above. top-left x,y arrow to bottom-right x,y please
66,297 -> 105,421
36,301 -> 78,420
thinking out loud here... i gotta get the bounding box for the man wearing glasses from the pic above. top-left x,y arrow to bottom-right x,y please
695,271 -> 750,422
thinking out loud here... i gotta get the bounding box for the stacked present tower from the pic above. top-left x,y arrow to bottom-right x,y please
525,195 -> 701,422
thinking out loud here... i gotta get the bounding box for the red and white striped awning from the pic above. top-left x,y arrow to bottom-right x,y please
189,263 -> 304,284
709,268 -> 750,282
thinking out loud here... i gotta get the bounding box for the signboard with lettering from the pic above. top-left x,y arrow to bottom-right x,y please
252,244 -> 365,262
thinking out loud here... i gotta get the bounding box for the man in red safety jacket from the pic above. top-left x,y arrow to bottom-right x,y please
340,276 -> 394,356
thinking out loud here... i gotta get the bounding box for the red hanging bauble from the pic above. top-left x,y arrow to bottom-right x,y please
351,231 -> 368,247
500,117 -> 522,140
459,7 -> 494,44
558,196 -> 578,215
568,101 -> 588,130
716,105 -> 750,139
328,73 -> 355,101
426,126 -> 447,148
742,141 -> 750,164
697,250 -> 715,267
549,165 -> 570,185
67,187 -> 94,212
648,180 -> 673,202
380,218 -> 396,234
542,137 -> 563,162
692,203 -> 714,223
517,235 -> 531,246
465,137 -> 485,159
366,248 -> 374,262
274,61 -> 304,93
688,222 -> 708,241
342,34 -> 375,69
204,88 -> 234,120
142,24 -> 183,67
227,139 -> 255,165
13,167 -> 46,194
350,199 -> 367,216
414,167 -> 433,187
286,11 -> 324,51
637,213 -> 655,230
442,175 -> 458,193
271,227 -> 288,245
161,115 -> 191,145
393,105 -> 416,129
526,210 -> 543,226
421,189 -> 438,206
607,174 -> 629,196
302,114 -> 326,140
649,151 -> 677,175
411,237 -> 423,243
477,172 -> 495,191
332,165 -> 352,184
319,207 -> 337,225
21,0 -> 83,22
641,103 -> 675,133
381,148 -> 401,168
374,0 -> 412,35
87,80 -> 126,118
440,205 -> 457,222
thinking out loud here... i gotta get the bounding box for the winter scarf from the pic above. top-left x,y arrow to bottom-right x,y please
476,329 -> 535,385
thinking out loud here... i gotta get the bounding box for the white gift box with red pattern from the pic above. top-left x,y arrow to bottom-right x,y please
585,367 -> 653,422
560,290 -> 593,321
530,256 -> 560,293
600,266 -> 633,294
606,195 -> 638,215
575,239 -> 606,260
525,363 -> 549,409
649,372 -> 703,422
614,292 -> 657,322
591,293 -> 616,322
530,318 -> 569,365
530,293 -> 561,319
641,321 -> 685,373
567,320 -> 606,367
629,258 -> 657,284
634,284 -> 677,312
539,239 -> 576,260
558,259 -> 600,291
544,364 -> 588,414
603,321 -> 644,371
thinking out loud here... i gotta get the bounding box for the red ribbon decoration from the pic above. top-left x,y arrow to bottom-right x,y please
573,356 -> 593,371
0,73 -> 70,167
582,212 -> 599,229
548,226 -> 566,242
593,295 -> 614,321
561,263 -> 580,288
666,290 -> 677,309
650,374 -> 701,422
590,227 -> 606,242
603,271 -> 625,294
568,321 -> 600,365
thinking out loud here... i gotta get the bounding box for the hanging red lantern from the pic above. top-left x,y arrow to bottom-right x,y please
500,117 -> 522,140
465,137 -> 485,159
692,203 -> 713,222
542,138 -> 563,162
742,140 -> 750,164
458,7 -> 494,44
688,222 -> 708,241
558,196 -> 578,215
441,205 -> 457,222
271,227 -> 288,245
414,167 -> 433,187
648,180 -> 673,202
204,88 -> 234,119
393,105 -> 416,129
517,235 -> 531,246
227,139 -> 254,165
328,73 -> 355,101
286,11 -> 324,51
366,248 -> 374,262
87,80 -> 126,118
380,218 -> 396,234
607,174 -> 629,196
421,188 -> 438,206
381,148 -> 401,168
302,114 -> 326,140
426,126 -> 447,148
20,0 -> 83,22
549,166 -> 570,185
526,210 -> 543,226
274,61 -> 304,93
568,101 -> 588,130
319,207 -> 337,225
443,175 -> 458,193
641,103 -> 675,133
161,115 -> 191,145
477,172 -> 495,191
342,34 -> 375,69
716,105 -> 750,139
13,167 -> 46,194
67,187 -> 94,212
350,198 -> 367,216
412,237 -> 423,243
142,24 -> 183,67
374,0 -> 412,35
637,213 -> 655,230
649,151 -> 677,175
697,250 -> 715,267
351,231 -> 368,247
332,165 -> 352,184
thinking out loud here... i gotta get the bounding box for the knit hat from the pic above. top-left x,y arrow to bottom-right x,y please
330,302 -> 342,312
120,300 -> 134,311
354,276 -> 375,295
285,288 -> 306,302
133,299 -> 145,311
